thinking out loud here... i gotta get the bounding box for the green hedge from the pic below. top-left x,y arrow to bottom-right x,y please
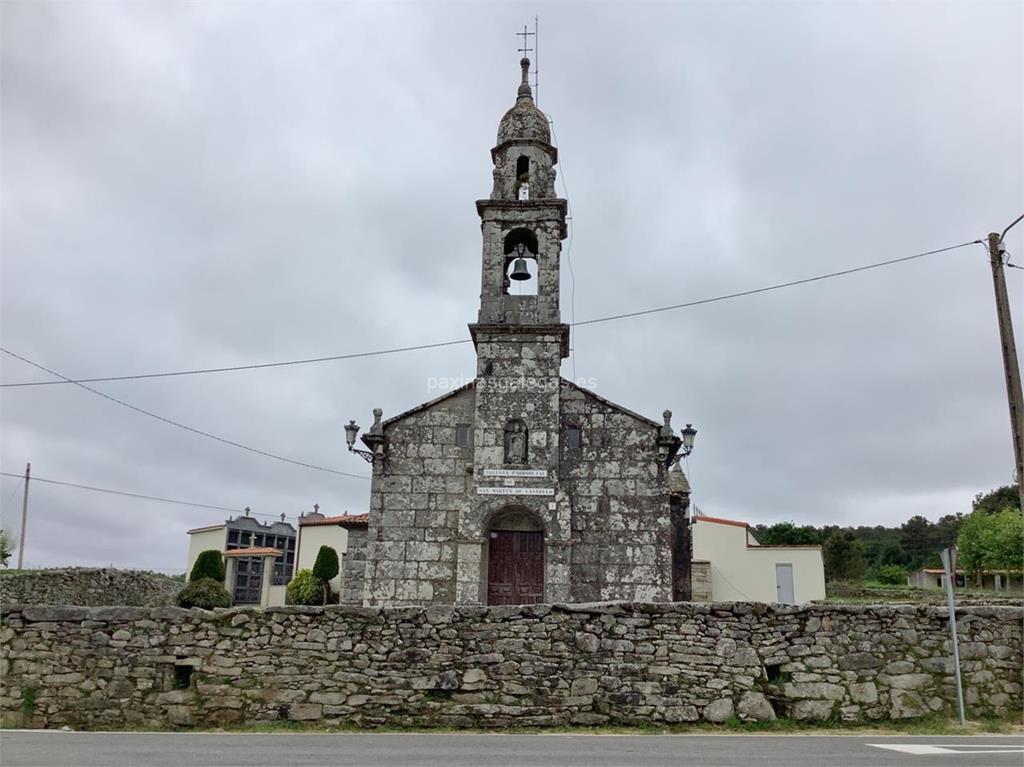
286,569 -> 323,606
177,577 -> 232,609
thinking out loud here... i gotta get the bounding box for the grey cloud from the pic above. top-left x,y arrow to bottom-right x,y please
1,1 -> 1020,571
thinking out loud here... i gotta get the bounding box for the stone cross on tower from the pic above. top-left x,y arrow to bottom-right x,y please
516,24 -> 534,59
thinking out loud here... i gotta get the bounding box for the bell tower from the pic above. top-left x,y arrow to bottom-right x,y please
469,55 -> 569,411
460,56 -> 573,604
472,57 -> 569,343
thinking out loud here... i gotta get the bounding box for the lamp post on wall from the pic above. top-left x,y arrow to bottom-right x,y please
679,423 -> 697,460
667,423 -> 698,467
344,420 -> 376,463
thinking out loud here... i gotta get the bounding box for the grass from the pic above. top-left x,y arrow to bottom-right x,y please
19,688 -> 36,717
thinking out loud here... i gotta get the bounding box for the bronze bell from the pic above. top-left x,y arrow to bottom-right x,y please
509,258 -> 531,281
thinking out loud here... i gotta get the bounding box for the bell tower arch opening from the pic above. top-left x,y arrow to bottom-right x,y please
485,507 -> 545,605
502,228 -> 539,296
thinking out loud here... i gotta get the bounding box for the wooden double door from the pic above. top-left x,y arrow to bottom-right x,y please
487,530 -> 544,605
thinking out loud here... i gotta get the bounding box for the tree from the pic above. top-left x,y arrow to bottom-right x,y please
189,550 -> 225,583
899,515 -> 940,571
822,531 -> 867,582
972,485 -> 1021,515
756,522 -> 820,546
957,507 -> 1024,582
312,546 -> 340,605
0,529 -> 15,568
873,564 -> 907,586
176,578 -> 232,609
286,569 -> 323,606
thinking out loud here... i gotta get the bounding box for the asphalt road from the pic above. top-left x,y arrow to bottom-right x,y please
1,731 -> 1022,767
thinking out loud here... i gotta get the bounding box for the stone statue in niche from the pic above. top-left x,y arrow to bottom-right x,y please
504,420 -> 528,464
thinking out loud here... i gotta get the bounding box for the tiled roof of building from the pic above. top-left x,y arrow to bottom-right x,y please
222,547 -> 282,557
187,524 -> 224,534
694,514 -> 750,529
299,513 -> 369,528
694,514 -> 822,549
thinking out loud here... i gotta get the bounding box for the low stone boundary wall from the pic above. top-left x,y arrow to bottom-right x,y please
1,601 -> 1019,729
0,568 -> 181,607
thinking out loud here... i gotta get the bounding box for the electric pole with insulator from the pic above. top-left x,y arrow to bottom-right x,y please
988,214 -> 1024,512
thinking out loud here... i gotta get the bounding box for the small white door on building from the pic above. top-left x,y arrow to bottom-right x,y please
775,563 -> 795,604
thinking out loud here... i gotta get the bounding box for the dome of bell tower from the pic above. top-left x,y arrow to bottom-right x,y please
496,58 -> 551,145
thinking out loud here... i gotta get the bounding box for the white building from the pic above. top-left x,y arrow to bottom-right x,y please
185,509 -> 365,608
186,513 -> 296,608
295,510 -> 367,599
691,514 -> 825,604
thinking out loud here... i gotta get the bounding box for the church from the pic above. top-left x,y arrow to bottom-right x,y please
342,56 -> 696,607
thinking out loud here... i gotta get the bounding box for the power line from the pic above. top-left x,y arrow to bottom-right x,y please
0,470 -> 290,519
1,338 -> 471,388
572,240 -> 983,328
0,349 -> 370,481
0,239 -> 981,389
1,476 -> 23,514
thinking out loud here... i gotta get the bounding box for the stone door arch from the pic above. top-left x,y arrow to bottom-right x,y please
485,507 -> 545,605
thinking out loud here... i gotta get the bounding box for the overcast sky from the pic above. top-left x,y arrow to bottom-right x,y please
1,1 -> 1021,572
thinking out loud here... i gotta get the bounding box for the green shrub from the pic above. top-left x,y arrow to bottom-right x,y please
177,577 -> 232,609
286,569 -> 323,606
189,550 -> 225,583
874,564 -> 907,585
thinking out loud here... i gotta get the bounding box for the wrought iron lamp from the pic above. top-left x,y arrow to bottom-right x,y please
344,420 -> 375,463
667,423 -> 697,466
680,423 -> 697,459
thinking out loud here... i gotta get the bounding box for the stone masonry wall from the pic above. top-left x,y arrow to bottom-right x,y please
341,527 -> 368,605
2,601 -> 1019,730
363,386 -> 477,605
560,384 -> 674,603
0,568 -> 181,608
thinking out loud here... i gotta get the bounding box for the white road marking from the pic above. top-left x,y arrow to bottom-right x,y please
869,743 -> 1024,755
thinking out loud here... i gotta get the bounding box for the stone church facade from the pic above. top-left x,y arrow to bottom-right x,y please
343,58 -> 693,607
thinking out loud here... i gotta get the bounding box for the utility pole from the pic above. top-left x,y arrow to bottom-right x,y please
17,462 -> 30,570
989,223 -> 1024,513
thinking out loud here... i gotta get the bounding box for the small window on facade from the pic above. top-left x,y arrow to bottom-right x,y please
565,426 -> 581,450
516,155 -> 529,200
456,424 -> 471,448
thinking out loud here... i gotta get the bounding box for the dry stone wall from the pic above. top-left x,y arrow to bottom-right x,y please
1,601 -> 1019,730
0,568 -> 181,607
